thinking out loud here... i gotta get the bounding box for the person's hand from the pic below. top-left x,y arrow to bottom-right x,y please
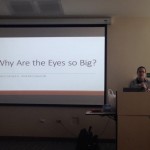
140,82 -> 147,90
146,88 -> 150,92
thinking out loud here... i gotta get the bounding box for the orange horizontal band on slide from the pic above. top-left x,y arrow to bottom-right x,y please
0,91 -> 104,96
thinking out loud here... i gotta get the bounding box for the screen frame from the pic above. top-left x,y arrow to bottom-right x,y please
0,24 -> 107,106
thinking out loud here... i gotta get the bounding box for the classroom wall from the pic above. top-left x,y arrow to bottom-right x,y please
0,106 -> 115,139
0,17 -> 150,139
107,17 -> 150,91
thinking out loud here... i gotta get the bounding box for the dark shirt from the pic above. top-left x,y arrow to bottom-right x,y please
129,78 -> 150,91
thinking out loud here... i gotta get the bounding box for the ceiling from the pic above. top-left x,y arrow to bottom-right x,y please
0,0 -> 150,19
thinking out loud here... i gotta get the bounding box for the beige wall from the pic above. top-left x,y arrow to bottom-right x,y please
107,17 -> 150,91
1,17 -> 150,139
0,106 -> 115,139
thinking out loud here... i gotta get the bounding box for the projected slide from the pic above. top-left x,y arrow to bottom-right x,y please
0,37 -> 104,94
0,26 -> 106,105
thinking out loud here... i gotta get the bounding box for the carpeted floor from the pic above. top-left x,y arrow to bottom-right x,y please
0,138 -> 116,150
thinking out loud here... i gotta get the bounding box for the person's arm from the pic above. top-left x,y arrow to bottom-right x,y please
130,79 -> 150,91
146,80 -> 150,92
129,80 -> 141,88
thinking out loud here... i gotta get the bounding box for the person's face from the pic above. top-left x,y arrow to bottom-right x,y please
137,68 -> 146,80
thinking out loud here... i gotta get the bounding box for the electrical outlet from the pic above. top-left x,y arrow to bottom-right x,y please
39,119 -> 46,123
56,119 -> 62,123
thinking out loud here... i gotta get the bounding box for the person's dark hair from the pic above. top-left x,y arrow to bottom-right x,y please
137,66 -> 146,73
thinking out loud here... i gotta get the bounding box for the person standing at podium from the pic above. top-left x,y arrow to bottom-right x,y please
130,66 -> 150,92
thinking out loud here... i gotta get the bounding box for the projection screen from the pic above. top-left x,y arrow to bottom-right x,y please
0,25 -> 107,105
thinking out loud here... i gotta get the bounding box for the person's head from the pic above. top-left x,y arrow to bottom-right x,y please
137,66 -> 147,80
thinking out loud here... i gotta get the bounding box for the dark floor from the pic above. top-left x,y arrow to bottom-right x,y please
0,138 -> 116,150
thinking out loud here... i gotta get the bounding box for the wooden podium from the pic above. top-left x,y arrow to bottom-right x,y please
117,92 -> 150,150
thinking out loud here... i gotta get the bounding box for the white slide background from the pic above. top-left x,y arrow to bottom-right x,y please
0,26 -> 106,105
0,37 -> 104,91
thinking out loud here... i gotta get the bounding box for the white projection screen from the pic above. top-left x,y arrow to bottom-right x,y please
0,25 -> 107,105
